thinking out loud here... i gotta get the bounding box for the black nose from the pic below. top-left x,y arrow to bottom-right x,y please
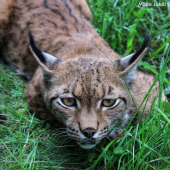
83,127 -> 96,138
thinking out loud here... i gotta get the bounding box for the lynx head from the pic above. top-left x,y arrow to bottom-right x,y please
28,30 -> 150,149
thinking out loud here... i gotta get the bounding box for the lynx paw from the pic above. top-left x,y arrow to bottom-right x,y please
70,0 -> 93,21
109,129 -> 124,140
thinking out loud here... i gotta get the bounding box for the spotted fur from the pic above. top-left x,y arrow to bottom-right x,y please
0,0 -> 165,149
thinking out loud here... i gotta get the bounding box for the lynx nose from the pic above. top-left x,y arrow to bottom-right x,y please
83,127 -> 96,138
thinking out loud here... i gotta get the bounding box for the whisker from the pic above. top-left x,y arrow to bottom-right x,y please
61,137 -> 71,145
57,132 -> 68,135
58,128 -> 67,130
57,132 -> 67,135
50,128 -> 67,133
106,136 -> 111,141
57,134 -> 69,140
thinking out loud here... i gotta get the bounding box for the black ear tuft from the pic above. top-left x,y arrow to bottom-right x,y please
129,31 -> 151,65
28,30 -> 46,64
141,31 -> 151,49
28,30 -> 35,48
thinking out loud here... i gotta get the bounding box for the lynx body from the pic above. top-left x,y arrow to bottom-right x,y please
0,0 -> 161,149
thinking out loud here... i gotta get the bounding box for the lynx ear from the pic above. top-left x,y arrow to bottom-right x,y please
28,30 -> 61,81
115,32 -> 151,84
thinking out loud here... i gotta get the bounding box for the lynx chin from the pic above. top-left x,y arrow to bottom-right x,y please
0,0 -> 165,149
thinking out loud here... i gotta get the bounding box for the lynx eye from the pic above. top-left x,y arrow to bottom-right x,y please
102,99 -> 117,107
61,98 -> 76,107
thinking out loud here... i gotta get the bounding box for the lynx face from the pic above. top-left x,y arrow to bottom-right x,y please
43,58 -> 131,149
28,31 -> 150,149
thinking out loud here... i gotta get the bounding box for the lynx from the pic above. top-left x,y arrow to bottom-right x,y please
0,0 -> 163,149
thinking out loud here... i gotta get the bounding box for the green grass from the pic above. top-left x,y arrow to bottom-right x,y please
1,0 -> 170,169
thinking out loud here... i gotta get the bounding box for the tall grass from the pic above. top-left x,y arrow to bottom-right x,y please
0,0 -> 170,169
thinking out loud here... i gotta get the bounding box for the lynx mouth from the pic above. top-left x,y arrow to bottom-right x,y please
78,139 -> 97,149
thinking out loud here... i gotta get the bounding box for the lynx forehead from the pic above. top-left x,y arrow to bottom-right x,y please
0,0 -> 163,149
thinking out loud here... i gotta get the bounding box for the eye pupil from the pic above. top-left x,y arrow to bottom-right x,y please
68,98 -> 73,102
106,99 -> 111,103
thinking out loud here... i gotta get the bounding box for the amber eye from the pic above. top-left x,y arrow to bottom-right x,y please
61,98 -> 76,107
102,99 -> 117,107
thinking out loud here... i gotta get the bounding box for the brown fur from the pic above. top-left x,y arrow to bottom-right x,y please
0,0 -> 164,149
0,0 -> 13,33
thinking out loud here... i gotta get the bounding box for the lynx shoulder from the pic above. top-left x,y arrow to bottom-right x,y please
0,0 -> 164,149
